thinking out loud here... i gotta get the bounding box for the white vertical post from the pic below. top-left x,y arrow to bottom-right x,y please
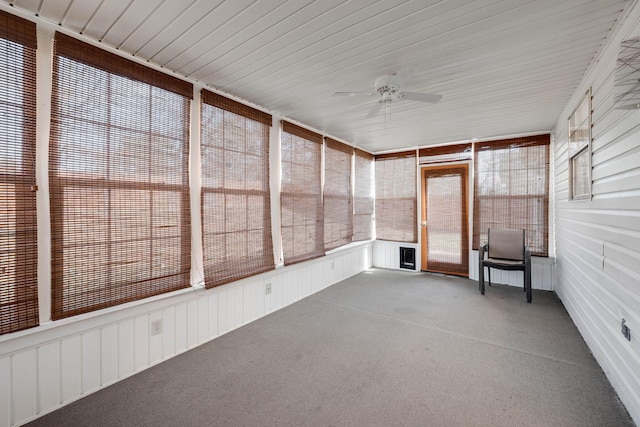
270,115 -> 283,267
35,26 -> 55,324
190,87 -> 205,286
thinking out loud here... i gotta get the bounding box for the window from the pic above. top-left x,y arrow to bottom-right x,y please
568,90 -> 591,200
280,121 -> 324,264
472,135 -> 550,257
0,11 -> 38,334
353,149 -> 374,242
200,91 -> 274,287
49,33 -> 193,319
375,151 -> 417,243
324,138 -> 353,250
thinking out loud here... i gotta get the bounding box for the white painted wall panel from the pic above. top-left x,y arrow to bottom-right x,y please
217,288 -> 229,336
186,300 -> 199,349
134,316 -> 149,372
282,268 -> 297,307
373,241 -> 554,291
81,330 -> 101,393
0,356 -> 9,427
553,2 -> 640,423
312,262 -> 324,294
373,241 -> 416,270
37,342 -> 60,412
162,307 -> 176,359
207,293 -> 219,340
471,253 -> 555,292
117,319 -> 134,378
149,312 -> 163,365
60,336 -> 81,403
175,303 -> 188,354
198,297 -> 209,344
100,324 -> 118,386
12,350 -> 36,423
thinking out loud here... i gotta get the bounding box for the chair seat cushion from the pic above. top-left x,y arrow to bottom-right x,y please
484,258 -> 525,267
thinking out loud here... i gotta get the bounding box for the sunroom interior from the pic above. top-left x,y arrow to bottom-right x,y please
0,1 -> 639,425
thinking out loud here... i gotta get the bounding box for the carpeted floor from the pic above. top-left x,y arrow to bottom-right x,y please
28,268 -> 634,426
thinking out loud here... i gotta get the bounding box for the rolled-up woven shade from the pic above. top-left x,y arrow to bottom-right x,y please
419,143 -> 472,164
50,32 -> 192,319
280,121 -> 324,265
375,151 -> 418,243
353,149 -> 373,241
201,90 -> 274,287
324,138 -> 353,250
0,11 -> 38,335
472,135 -> 550,257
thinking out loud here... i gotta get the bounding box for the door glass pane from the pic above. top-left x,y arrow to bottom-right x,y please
427,174 -> 462,264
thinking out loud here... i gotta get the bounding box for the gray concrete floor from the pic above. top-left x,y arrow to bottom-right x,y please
28,268 -> 634,427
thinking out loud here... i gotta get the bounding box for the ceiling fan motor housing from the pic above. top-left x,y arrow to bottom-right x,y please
374,74 -> 403,101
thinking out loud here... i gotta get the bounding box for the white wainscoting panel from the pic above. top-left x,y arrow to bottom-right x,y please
373,241 -> 555,291
373,241 -> 419,271
0,242 -> 372,427
469,251 -> 555,291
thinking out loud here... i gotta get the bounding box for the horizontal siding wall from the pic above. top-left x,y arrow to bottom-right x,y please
553,1 -> 640,424
0,243 -> 372,427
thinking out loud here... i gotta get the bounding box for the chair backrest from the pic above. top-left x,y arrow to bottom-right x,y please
487,228 -> 525,261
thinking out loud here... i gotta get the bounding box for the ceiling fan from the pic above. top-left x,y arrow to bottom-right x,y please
333,66 -> 443,118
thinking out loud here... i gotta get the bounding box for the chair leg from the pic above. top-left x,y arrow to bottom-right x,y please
479,264 -> 485,295
525,265 -> 532,303
488,268 -> 492,287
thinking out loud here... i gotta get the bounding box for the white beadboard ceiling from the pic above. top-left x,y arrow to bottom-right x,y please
3,0 -> 631,153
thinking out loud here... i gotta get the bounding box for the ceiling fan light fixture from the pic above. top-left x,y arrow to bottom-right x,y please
334,67 -> 442,119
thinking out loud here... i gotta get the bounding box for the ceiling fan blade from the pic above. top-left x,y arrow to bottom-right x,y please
403,92 -> 443,104
333,91 -> 373,97
365,102 -> 383,118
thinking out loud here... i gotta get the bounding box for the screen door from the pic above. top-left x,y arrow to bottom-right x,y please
420,165 -> 469,276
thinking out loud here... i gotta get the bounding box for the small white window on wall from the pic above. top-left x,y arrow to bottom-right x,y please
568,89 -> 591,201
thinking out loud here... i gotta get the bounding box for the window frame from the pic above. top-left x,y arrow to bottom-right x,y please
323,138 -> 353,251
568,89 -> 592,201
280,121 -> 325,265
374,151 -> 418,243
472,135 -> 550,257
353,149 -> 374,242
49,32 -> 193,319
0,10 -> 39,335
200,90 -> 275,288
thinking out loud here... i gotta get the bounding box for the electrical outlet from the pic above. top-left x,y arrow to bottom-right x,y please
265,283 -> 271,295
151,319 -> 162,336
621,319 -> 631,341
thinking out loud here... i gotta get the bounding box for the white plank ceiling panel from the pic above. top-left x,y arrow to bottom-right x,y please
55,0 -> 103,35
117,1 -> 198,54
1,0 -> 631,152
96,0 -> 166,47
167,0 -> 291,76
150,0 -> 259,66
86,2 -> 139,42
133,1 -> 225,60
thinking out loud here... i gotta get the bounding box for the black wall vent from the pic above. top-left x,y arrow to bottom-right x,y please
400,247 -> 416,270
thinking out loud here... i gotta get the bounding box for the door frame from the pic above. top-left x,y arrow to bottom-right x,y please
419,162 -> 471,276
